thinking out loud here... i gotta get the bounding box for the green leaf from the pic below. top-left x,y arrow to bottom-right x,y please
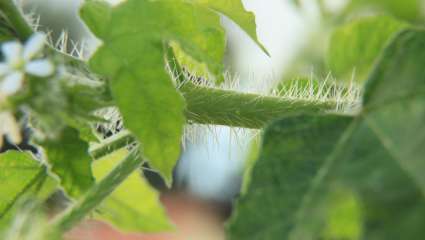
327,15 -> 407,83
0,151 -> 43,217
227,115 -> 355,240
1,198 -> 62,240
80,0 -> 235,184
0,151 -> 57,228
78,0 -> 111,37
228,29 -> 425,239
321,187 -> 362,240
349,0 -> 422,21
41,127 -> 94,198
188,0 -> 269,55
93,149 -> 173,232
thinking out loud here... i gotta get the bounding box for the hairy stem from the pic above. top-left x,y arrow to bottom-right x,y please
89,130 -> 135,160
182,82 -> 338,129
89,83 -> 341,160
52,149 -> 142,233
0,0 -> 33,40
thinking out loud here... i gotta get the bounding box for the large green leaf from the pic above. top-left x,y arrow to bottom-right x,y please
41,127 -> 94,198
93,149 -> 172,232
80,0 -> 262,184
228,29 -> 425,239
327,15 -> 406,83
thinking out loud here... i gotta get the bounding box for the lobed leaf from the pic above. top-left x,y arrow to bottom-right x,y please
228,29 -> 425,239
93,149 -> 172,232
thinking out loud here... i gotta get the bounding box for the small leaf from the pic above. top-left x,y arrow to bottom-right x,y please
41,127 -> 94,198
327,15 -> 406,83
93,149 -> 173,232
189,0 -> 269,55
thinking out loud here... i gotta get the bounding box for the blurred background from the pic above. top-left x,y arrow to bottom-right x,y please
16,0 -> 425,239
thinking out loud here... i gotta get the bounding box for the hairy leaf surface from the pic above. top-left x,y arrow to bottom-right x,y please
228,29 -> 425,239
93,149 -> 172,232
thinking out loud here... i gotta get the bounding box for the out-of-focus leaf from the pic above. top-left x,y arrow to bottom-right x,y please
0,151 -> 43,217
1,199 -> 61,240
80,0 -> 230,185
228,115 -> 354,240
321,187 -> 362,240
41,127 -> 94,198
93,149 -> 173,232
328,15 -> 406,83
228,29 -> 425,240
349,0 -> 422,21
0,151 -> 57,229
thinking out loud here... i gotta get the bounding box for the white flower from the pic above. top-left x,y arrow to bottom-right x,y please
0,32 -> 54,98
0,111 -> 21,147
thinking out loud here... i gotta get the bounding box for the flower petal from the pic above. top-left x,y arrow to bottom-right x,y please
1,42 -> 23,67
23,32 -> 47,61
0,63 -> 11,77
0,111 -> 22,145
25,59 -> 54,77
0,71 -> 24,95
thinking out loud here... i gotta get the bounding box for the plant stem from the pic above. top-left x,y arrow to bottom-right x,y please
89,130 -> 135,160
88,83 -> 341,160
182,82 -> 338,129
0,0 -> 33,40
52,149 -> 142,233
58,84 -> 339,232
0,0 -> 339,130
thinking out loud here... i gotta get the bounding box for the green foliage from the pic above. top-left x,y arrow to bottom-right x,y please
188,0 -> 267,55
2,0 -> 425,238
349,0 -> 423,21
327,15 -> 406,83
40,127 -> 94,198
0,151 -> 42,218
228,29 -> 425,239
321,187 -> 362,240
80,0 -> 263,184
0,151 -> 56,228
1,199 -> 61,240
93,149 -> 172,232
